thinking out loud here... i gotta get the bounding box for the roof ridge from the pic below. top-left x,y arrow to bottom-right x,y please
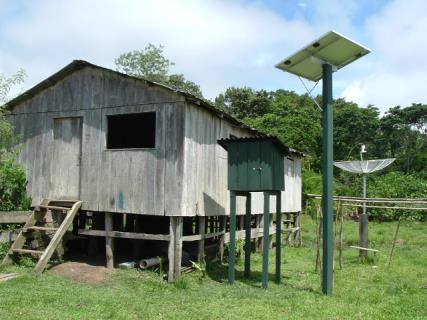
3,59 -> 303,155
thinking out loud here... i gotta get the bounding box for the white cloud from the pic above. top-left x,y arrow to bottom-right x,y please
341,0 -> 427,111
1,0 -> 424,111
0,0 -> 320,99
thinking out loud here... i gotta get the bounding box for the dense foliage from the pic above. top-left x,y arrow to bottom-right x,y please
215,86 -> 426,220
367,172 -> 426,220
0,71 -> 31,211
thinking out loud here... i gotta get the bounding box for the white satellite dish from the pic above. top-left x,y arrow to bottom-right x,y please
334,157 -> 395,257
334,158 -> 395,175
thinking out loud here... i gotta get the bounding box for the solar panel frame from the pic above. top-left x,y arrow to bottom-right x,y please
275,30 -> 371,81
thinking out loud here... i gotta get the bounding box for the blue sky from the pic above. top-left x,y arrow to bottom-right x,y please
1,0 -> 426,112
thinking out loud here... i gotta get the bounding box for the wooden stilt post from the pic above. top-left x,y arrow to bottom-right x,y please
269,213 -> 274,249
88,212 -> 103,255
219,215 -> 226,263
78,212 -> 87,230
275,192 -> 282,283
133,215 -> 143,260
125,214 -> 135,232
236,215 -> 243,258
72,213 -> 79,236
262,192 -> 270,289
198,216 -> 206,263
255,214 -> 262,252
105,212 -> 114,269
244,193 -> 252,278
228,191 -> 237,284
168,216 -> 183,282
259,213 -> 265,252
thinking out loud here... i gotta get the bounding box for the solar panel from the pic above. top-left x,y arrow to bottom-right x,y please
275,30 -> 371,81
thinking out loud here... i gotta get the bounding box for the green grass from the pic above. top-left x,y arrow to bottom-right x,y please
0,217 -> 425,320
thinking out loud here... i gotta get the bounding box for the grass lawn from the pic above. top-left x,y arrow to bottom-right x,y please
0,216 -> 425,320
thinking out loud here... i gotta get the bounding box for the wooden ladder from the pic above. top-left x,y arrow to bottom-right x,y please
283,212 -> 302,246
1,199 -> 82,275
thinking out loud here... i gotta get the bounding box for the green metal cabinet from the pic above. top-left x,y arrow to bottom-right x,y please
218,135 -> 291,288
218,137 -> 286,192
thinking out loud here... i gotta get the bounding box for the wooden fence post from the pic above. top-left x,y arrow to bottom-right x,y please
198,216 -> 206,263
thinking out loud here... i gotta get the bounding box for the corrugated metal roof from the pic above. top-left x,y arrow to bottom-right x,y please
3,60 -> 304,157
218,135 -> 304,157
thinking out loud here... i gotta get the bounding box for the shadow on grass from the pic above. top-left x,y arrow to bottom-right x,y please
205,260 -> 322,295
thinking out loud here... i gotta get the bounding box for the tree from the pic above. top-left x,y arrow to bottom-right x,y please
115,44 -> 203,98
243,89 -> 322,170
333,99 -> 380,161
0,70 -> 31,210
378,104 -> 426,176
0,69 -> 26,105
214,87 -> 272,119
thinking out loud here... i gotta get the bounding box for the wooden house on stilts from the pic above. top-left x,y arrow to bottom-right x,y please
2,60 -> 303,281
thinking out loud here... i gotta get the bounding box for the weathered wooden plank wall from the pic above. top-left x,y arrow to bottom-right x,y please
8,67 -> 185,216
7,65 -> 302,217
181,103 -> 302,216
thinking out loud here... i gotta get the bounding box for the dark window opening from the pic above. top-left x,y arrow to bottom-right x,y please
107,112 -> 156,149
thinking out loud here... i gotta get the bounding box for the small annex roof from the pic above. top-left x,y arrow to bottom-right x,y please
3,60 -> 303,157
218,135 -> 304,157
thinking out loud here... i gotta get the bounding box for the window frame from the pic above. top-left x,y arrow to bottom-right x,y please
104,111 -> 157,151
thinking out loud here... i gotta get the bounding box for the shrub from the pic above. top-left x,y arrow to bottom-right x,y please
367,172 -> 426,221
0,155 -> 31,211
0,111 -> 31,211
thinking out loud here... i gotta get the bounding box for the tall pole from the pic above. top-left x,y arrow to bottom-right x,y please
321,63 -> 334,296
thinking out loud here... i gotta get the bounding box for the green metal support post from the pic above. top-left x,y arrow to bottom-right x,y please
321,63 -> 334,296
228,191 -> 237,284
262,192 -> 270,289
275,192 -> 282,283
244,193 -> 252,278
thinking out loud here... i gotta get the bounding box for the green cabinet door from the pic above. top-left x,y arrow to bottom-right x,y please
246,141 -> 261,190
260,142 -> 273,190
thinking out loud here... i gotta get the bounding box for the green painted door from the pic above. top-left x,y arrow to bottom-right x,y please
246,141 -> 261,190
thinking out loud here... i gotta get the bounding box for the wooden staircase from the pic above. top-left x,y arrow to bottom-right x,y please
1,199 -> 82,274
283,212 -> 302,246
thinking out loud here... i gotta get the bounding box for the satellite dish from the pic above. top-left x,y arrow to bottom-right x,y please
334,158 -> 395,174
334,157 -> 395,257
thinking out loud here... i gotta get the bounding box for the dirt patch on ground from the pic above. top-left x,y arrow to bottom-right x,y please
49,262 -> 113,284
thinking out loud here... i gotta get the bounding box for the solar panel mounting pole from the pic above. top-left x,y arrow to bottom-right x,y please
321,63 -> 334,296
274,30 -> 371,296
